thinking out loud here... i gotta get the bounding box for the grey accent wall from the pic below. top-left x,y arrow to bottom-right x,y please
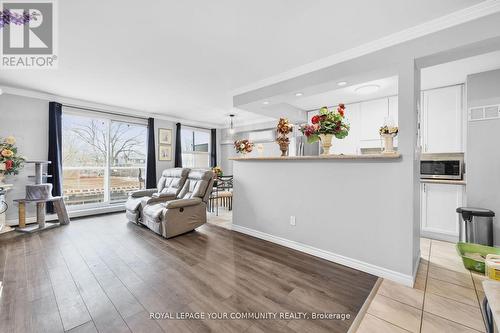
154,119 -> 176,180
0,93 -> 49,221
466,69 -> 500,245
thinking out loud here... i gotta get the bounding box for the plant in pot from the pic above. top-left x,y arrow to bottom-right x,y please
275,117 -> 293,156
234,139 -> 254,157
379,125 -> 398,154
0,136 -> 25,184
299,104 -> 349,155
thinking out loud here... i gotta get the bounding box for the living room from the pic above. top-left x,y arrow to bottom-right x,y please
2,1 -> 500,333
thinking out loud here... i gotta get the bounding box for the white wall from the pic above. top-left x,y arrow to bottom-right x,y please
0,93 -> 188,222
0,93 -> 49,221
467,69 -> 500,245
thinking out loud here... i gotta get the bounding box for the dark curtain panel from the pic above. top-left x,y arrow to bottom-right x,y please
146,118 -> 157,188
174,123 -> 182,167
210,129 -> 217,168
47,102 -> 63,213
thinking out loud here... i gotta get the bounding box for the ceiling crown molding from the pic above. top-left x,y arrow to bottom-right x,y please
0,84 -> 222,128
232,0 -> 500,96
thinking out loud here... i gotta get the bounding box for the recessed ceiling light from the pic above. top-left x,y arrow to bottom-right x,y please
295,92 -> 303,97
355,84 -> 380,94
263,101 -> 269,105
337,81 -> 347,86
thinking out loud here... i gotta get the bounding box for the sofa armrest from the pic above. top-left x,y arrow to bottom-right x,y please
142,193 -> 176,205
129,188 -> 157,198
165,198 -> 202,209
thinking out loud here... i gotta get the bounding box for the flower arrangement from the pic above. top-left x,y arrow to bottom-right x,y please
0,136 -> 25,175
234,139 -> 254,154
275,118 -> 293,156
379,125 -> 399,136
300,104 -> 349,143
212,166 -> 223,177
0,9 -> 38,29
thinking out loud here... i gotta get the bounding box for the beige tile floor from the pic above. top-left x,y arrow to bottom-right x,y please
356,238 -> 488,333
207,207 -> 233,230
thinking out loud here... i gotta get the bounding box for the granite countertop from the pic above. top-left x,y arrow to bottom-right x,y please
230,153 -> 401,161
420,179 -> 466,185
483,280 -> 500,329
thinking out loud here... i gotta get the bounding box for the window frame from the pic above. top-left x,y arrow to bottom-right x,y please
62,107 -> 148,210
180,126 -> 211,169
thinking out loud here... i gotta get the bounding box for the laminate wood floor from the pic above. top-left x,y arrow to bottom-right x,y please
0,213 -> 377,333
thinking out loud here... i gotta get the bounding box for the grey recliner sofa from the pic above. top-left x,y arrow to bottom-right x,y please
125,168 -> 190,224
126,168 -> 214,239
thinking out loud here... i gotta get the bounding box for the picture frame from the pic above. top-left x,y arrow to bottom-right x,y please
158,144 -> 172,161
158,128 -> 172,145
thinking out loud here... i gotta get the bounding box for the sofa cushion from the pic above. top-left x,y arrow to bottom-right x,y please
157,168 -> 190,194
125,197 -> 144,212
142,203 -> 165,222
178,169 -> 214,199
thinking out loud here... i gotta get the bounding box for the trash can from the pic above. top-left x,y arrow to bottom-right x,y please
456,207 -> 494,246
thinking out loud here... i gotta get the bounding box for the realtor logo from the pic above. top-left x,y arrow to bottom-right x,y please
1,0 -> 57,68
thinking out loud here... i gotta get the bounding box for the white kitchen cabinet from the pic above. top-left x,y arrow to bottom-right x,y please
421,183 -> 465,242
360,98 -> 388,148
421,85 -> 463,153
330,103 -> 360,154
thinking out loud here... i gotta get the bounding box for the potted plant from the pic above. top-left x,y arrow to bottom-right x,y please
0,136 -> 25,184
234,139 -> 254,157
299,104 -> 349,155
212,166 -> 223,178
379,125 -> 398,154
275,117 -> 293,156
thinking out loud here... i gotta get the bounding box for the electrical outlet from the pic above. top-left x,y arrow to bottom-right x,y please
290,216 -> 296,226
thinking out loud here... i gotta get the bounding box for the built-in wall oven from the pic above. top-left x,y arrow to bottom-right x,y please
420,153 -> 464,180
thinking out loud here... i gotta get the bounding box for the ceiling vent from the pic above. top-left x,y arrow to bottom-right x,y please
468,104 -> 500,121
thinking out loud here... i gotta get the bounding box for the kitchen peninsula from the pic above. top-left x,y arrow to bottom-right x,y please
230,153 -> 418,286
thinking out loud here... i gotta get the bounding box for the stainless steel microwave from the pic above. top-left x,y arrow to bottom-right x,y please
420,153 -> 464,180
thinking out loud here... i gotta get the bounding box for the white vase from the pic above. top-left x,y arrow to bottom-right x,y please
381,134 -> 396,154
319,134 -> 333,155
0,172 -> 5,185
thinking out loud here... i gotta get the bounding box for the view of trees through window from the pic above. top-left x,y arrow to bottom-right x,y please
181,127 -> 210,168
62,113 -> 147,207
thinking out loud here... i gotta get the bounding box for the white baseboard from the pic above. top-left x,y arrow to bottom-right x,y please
232,224 -> 415,287
421,228 -> 459,243
6,204 -> 125,226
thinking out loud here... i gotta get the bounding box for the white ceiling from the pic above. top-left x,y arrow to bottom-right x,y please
0,0 -> 484,126
284,50 -> 500,111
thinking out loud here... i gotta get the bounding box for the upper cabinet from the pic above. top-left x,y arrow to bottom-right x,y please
421,85 -> 464,153
359,97 -> 397,148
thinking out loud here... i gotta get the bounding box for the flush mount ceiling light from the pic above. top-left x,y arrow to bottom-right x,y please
262,101 -> 270,105
295,92 -> 303,97
354,84 -> 380,94
337,81 -> 347,86
228,114 -> 235,134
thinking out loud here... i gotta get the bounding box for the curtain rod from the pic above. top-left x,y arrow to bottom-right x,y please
62,104 -> 148,121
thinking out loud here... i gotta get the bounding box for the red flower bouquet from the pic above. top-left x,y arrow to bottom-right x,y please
300,104 -> 350,143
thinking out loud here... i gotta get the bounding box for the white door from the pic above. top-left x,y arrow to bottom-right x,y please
421,183 -> 464,241
422,85 -> 463,153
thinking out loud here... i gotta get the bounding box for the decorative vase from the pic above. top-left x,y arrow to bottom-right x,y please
319,134 -> 333,155
278,142 -> 289,157
240,151 -> 247,158
0,172 -> 5,185
381,134 -> 396,154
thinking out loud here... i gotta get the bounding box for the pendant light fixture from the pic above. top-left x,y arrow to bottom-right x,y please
228,114 -> 235,134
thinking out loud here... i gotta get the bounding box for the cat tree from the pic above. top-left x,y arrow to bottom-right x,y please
14,160 -> 70,233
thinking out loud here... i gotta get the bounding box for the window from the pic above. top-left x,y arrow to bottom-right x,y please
62,111 -> 147,208
181,127 -> 210,168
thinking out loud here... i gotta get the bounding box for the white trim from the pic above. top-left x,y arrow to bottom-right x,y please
421,228 -> 459,243
0,85 -> 222,129
232,224 -> 415,287
232,0 -> 500,95
6,204 -> 125,226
